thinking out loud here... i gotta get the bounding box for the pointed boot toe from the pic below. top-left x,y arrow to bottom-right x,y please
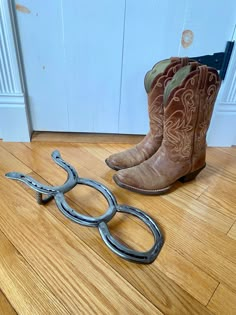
113,168 -> 142,192
113,161 -> 172,195
113,169 -> 134,188
105,151 -> 139,171
105,156 -> 123,171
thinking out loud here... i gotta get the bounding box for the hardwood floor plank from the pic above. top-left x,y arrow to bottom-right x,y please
176,180 -> 207,199
99,143 -> 133,155
4,143 -> 236,257
177,147 -> 236,200
126,194 -> 236,286
0,145 -> 215,314
207,148 -> 236,178
198,178 -> 236,218
0,142 -> 114,193
0,145 -> 31,175
3,144 -> 236,260
197,148 -> 236,187
155,247 -> 218,306
25,170 -> 219,307
2,142 -> 236,314
84,144 -> 119,162
17,163 -> 218,312
228,221 -> 236,240
0,289 -> 17,315
9,143 -> 236,255
0,231 -> 69,315
0,176 -> 163,315
217,147 -> 236,157
207,284 -> 236,315
162,189 -> 234,233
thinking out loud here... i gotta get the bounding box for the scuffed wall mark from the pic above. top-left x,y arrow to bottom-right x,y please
181,30 -> 194,48
16,4 -> 31,14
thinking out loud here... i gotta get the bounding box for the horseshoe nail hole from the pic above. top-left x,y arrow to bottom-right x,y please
108,212 -> 155,252
21,172 -> 52,199
66,184 -> 109,217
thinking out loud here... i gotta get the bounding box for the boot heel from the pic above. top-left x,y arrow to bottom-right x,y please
179,164 -> 206,183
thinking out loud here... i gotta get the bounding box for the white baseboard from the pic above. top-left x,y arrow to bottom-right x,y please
207,111 -> 236,146
0,1 -> 31,142
0,104 -> 31,142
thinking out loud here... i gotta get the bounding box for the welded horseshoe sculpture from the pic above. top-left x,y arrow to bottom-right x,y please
5,150 -> 164,264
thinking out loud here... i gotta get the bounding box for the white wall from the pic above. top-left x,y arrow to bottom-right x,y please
0,0 -> 31,141
1,0 -> 236,145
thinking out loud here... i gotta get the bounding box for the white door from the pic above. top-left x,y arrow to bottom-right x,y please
15,0 -> 125,132
119,0 -> 236,145
15,0 -> 236,145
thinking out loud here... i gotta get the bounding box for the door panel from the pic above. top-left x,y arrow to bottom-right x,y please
16,0 -> 125,133
119,0 -> 236,139
62,0 -> 125,133
177,0 -> 236,145
15,1 -> 68,131
119,0 -> 187,134
178,0 -> 236,56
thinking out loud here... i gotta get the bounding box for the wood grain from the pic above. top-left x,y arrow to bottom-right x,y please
198,179 -> 236,219
0,290 -> 16,315
2,143 -> 236,257
100,143 -> 134,155
0,231 -> 69,315
121,193 -> 236,288
25,171 -> 218,307
162,189 -> 234,233
0,143 -> 213,314
0,145 -> 31,175
228,222 -> 236,240
0,176 -> 211,315
0,142 -> 236,314
207,284 -> 236,315
0,177 -> 162,315
217,147 -> 236,157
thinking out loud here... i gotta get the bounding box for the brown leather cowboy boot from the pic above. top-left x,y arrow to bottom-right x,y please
113,64 -> 221,194
105,57 -> 190,170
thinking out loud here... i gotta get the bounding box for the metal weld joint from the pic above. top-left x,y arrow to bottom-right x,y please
5,150 -> 164,264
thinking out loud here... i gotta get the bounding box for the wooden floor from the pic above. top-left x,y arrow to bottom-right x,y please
0,141 -> 236,315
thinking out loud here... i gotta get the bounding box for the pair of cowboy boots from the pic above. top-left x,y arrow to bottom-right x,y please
105,57 -> 221,195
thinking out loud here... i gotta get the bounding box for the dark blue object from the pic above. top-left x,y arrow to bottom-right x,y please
192,41 -> 234,79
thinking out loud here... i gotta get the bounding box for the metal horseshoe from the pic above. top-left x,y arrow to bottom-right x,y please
5,150 -> 164,264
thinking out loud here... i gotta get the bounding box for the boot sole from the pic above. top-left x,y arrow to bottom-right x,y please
113,164 -> 206,195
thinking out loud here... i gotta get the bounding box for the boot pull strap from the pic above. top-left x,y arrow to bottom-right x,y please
198,65 -> 208,90
170,57 -> 180,62
180,57 -> 189,66
189,61 -> 199,71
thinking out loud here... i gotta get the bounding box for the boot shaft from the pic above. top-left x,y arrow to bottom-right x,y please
191,66 -> 221,171
147,57 -> 195,138
163,64 -> 221,163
